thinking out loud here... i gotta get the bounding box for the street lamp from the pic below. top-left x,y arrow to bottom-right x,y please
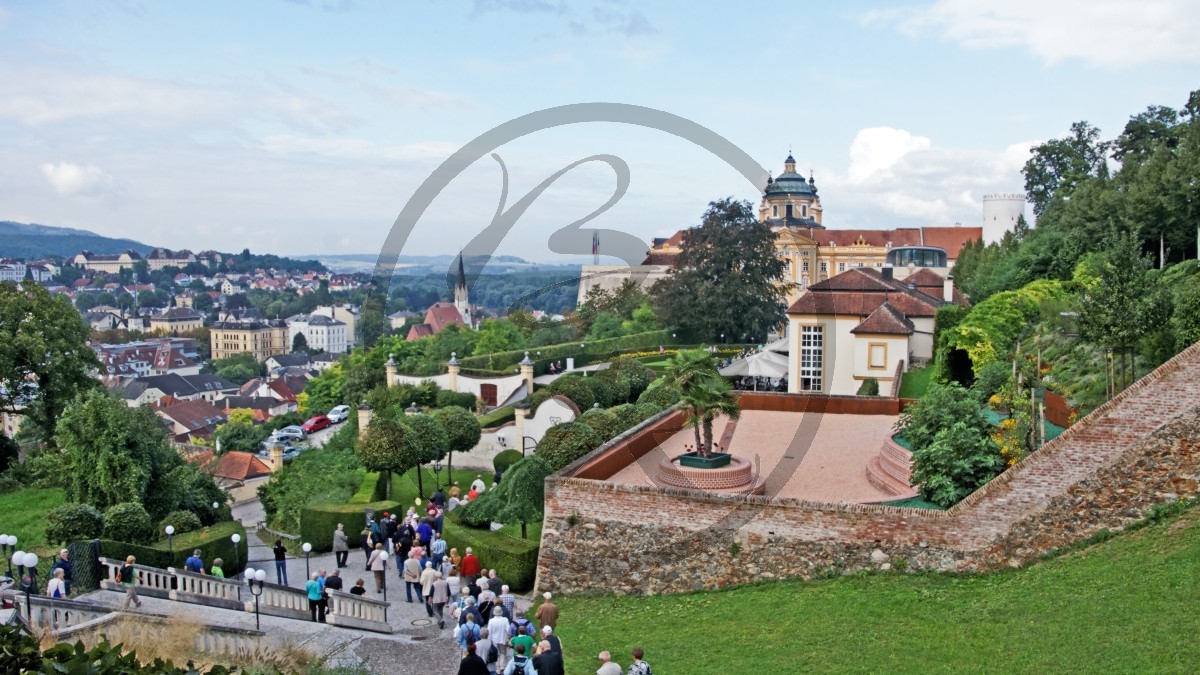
301,542 -> 312,578
231,533 -> 242,570
0,535 -> 14,577
244,568 -> 267,630
165,525 -> 175,561
378,551 -> 389,603
12,549 -> 25,579
432,459 -> 443,490
19,552 -> 38,614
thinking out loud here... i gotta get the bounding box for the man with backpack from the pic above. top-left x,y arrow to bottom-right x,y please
117,555 -> 142,610
475,627 -> 499,674
502,643 -> 535,675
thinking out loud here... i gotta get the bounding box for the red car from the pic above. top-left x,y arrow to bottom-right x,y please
301,415 -> 332,433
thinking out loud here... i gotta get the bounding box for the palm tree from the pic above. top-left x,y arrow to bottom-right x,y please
657,349 -> 741,457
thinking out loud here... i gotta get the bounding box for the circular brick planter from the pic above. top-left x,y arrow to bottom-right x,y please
652,455 -> 766,494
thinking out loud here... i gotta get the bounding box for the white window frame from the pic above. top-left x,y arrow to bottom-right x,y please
799,325 -> 824,392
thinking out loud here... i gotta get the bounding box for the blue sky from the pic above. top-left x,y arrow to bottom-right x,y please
1,0 -> 1197,259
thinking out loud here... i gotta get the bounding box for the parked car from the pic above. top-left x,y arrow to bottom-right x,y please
274,425 -> 307,442
327,405 -> 351,424
301,415 -> 332,434
258,442 -> 297,458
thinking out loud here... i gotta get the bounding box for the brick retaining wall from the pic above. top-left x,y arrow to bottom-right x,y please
536,341 -> 1200,595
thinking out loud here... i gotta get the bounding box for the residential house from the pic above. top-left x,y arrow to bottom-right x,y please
215,395 -> 287,420
286,313 -> 348,354
312,304 -> 360,348
210,320 -> 289,362
311,352 -> 339,372
189,449 -> 275,502
265,353 -> 311,372
388,310 -> 415,330
785,267 -> 953,397
111,373 -> 238,407
148,307 -> 205,335
85,310 -> 130,332
0,259 -> 27,282
154,399 -> 227,443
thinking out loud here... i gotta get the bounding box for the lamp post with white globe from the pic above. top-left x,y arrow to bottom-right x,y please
244,567 -> 267,630
231,533 -> 242,571
302,542 -> 312,578
18,551 -> 38,615
12,548 -> 25,579
165,525 -> 175,560
0,535 -> 15,577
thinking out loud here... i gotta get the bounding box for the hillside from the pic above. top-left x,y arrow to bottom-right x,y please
555,501 -> 1200,673
0,221 -> 153,259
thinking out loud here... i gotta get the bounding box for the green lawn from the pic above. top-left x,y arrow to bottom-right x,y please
0,488 -> 65,556
555,505 -> 1200,673
898,363 -> 935,399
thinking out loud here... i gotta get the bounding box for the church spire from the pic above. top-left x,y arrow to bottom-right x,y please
784,149 -> 796,174
454,252 -> 472,327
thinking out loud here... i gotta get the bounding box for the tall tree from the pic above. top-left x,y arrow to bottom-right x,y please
1023,121 -> 1111,216
652,349 -> 739,456
0,281 -> 101,445
652,198 -> 790,342
356,416 -> 418,499
431,405 -> 481,481
403,413 -> 450,498
490,455 -> 552,539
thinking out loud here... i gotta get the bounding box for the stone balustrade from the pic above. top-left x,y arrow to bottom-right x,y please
19,595 -> 115,633
244,580 -> 311,622
168,568 -> 244,611
325,589 -> 392,633
98,557 -> 174,599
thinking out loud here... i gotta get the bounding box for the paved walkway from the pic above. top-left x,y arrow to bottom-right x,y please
606,410 -> 897,502
532,362 -> 610,385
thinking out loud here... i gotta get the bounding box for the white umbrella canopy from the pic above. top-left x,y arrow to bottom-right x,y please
719,351 -> 789,378
762,337 -> 789,354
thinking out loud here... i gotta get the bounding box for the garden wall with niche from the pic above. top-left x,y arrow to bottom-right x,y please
535,340 -> 1200,596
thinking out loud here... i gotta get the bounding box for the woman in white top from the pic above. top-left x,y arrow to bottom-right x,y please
446,566 -> 461,597
46,568 -> 67,599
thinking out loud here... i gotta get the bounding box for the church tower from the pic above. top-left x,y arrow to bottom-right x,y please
454,252 -> 472,328
759,152 -> 824,228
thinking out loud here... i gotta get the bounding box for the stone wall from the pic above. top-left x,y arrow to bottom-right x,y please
535,340 -> 1200,596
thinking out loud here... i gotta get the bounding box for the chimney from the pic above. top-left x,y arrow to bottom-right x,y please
944,274 -> 954,303
882,267 -> 894,280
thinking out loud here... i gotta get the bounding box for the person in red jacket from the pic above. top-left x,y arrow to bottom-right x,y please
460,547 -> 481,585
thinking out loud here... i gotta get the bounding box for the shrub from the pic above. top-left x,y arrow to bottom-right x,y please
597,356 -> 653,403
525,389 -> 553,410
45,503 -> 105,545
579,408 -> 622,442
445,510 -> 540,591
457,489 -> 501,528
493,449 -> 524,473
971,360 -> 1013,403
545,376 -> 596,411
857,378 -> 880,396
437,389 -> 478,410
97,520 -> 247,574
159,510 -> 203,536
583,377 -> 617,409
299,500 -> 401,553
102,502 -> 156,545
638,384 -> 681,408
608,403 -> 645,433
634,402 -> 663,421
259,442 -> 366,532
536,421 -> 603,471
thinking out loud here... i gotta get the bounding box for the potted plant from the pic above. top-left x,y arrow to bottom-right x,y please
652,349 -> 741,468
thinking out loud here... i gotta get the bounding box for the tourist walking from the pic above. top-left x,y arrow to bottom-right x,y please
210,558 -> 225,578
532,639 -> 565,675
51,549 -> 73,596
487,606 -> 511,669
333,523 -> 349,568
350,578 -> 367,596
46,568 -> 67,599
273,540 -> 288,586
184,549 -> 204,574
430,571 -> 451,629
306,572 -> 326,623
325,569 -> 344,592
432,532 -> 447,567
541,626 -> 562,654
403,550 -> 422,603
535,591 -> 558,630
475,627 -> 498,674
359,524 -> 372,568
461,547 -> 481,585
457,642 -> 490,675
503,643 -> 536,675
627,647 -> 652,674
118,555 -> 142,610
420,561 -> 438,617
498,585 -> 517,618
367,543 -> 387,594
596,651 -> 622,675
457,613 -> 481,653
471,474 -> 487,494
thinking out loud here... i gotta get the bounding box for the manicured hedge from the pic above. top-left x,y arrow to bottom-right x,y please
96,520 -> 247,576
299,500 -> 401,553
478,406 -> 515,429
347,472 -> 389,504
456,330 -> 673,374
444,510 -> 539,591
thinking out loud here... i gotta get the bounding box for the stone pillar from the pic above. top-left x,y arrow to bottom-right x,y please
385,353 -> 397,388
514,402 -> 530,453
357,405 -> 373,440
269,442 -> 284,473
448,352 -> 460,391
519,351 -> 535,395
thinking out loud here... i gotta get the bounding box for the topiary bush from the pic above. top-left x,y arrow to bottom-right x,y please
44,503 -> 105,546
159,510 -> 202,536
102,502 -> 156,545
608,403 -> 645,433
857,378 -> 880,396
634,401 -> 663,421
638,384 -> 681,409
536,421 -> 603,471
493,449 -> 524,473
579,408 -> 622,442
437,389 -> 478,410
583,377 -> 617,409
457,488 -> 501,528
545,376 -> 596,411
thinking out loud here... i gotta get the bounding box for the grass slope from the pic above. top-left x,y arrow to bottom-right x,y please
555,507 -> 1200,673
898,363 -> 935,399
0,488 -> 65,556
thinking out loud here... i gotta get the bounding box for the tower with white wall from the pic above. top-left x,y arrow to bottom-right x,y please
982,194 -> 1027,245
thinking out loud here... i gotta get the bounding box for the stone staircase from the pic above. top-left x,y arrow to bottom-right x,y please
865,433 -> 919,499
97,557 -> 392,633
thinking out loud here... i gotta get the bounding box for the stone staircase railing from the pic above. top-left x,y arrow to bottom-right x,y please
169,567 -> 245,611
98,557 -> 175,599
95,557 -> 392,634
326,589 -> 390,630
17,595 -> 114,633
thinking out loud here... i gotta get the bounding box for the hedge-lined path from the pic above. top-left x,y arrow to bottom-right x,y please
532,362 -> 610,386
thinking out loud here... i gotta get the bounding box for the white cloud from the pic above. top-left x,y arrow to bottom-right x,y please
39,162 -> 121,197
867,0 -> 1200,67
256,135 -> 458,162
822,129 -> 1030,227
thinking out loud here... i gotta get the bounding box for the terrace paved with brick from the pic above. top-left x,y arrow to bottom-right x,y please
606,410 -> 898,503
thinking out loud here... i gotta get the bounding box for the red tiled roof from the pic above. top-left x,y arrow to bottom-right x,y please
190,450 -> 273,482
424,303 -> 465,333
921,226 -> 983,260
640,252 -> 679,265
156,399 -> 227,432
787,268 -> 944,318
904,268 -> 968,305
407,323 -> 433,341
266,379 -> 298,403
851,302 -> 914,335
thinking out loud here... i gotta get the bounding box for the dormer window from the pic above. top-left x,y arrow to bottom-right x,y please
772,205 -> 778,217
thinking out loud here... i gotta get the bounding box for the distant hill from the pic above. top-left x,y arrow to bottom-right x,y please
0,221 -> 154,260
313,253 -> 582,275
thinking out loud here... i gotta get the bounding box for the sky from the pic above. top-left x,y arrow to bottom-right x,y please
1,0 -> 1198,261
